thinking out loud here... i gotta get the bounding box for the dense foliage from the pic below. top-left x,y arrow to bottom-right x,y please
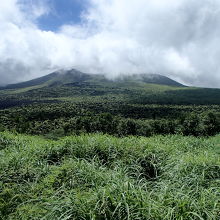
0,101 -> 220,138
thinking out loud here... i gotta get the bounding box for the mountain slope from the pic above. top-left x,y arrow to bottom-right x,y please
1,69 -> 184,90
1,69 -> 220,108
118,74 -> 184,87
1,69 -> 89,89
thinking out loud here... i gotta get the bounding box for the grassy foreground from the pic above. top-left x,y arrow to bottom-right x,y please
0,132 -> 220,219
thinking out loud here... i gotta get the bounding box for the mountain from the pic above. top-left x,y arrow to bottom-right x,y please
117,73 -> 184,87
1,68 -> 220,108
1,69 -> 184,90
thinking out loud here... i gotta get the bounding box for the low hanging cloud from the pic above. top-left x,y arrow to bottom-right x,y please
0,0 -> 220,87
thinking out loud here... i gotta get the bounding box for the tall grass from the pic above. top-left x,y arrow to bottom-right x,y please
0,132 -> 220,219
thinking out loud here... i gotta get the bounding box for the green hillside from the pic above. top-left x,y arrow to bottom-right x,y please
1,69 -> 184,90
0,69 -> 220,109
0,69 -> 220,138
0,69 -> 185,109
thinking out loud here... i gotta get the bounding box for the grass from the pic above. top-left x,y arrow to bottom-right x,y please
0,132 -> 220,219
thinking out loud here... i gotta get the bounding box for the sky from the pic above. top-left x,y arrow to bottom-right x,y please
0,0 -> 220,87
36,0 -> 86,31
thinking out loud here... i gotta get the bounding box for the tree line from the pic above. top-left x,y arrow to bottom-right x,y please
1,109 -> 219,139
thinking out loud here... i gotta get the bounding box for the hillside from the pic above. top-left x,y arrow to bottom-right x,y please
1,69 -> 184,90
0,69 -> 220,138
1,69 -> 220,108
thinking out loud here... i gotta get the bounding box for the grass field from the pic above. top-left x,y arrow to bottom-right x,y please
1,132 -> 220,219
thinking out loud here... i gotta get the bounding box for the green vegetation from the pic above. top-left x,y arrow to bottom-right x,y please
1,70 -> 220,219
0,74 -> 220,138
0,132 -> 220,219
1,103 -> 220,138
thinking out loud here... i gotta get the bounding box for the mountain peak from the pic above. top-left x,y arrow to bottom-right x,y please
1,69 -> 185,90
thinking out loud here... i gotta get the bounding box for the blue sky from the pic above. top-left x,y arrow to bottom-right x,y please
37,0 -> 87,31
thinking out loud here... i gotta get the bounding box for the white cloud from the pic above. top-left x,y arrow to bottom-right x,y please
0,0 -> 220,87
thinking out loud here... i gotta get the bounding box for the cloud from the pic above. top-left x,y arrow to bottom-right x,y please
0,0 -> 220,87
